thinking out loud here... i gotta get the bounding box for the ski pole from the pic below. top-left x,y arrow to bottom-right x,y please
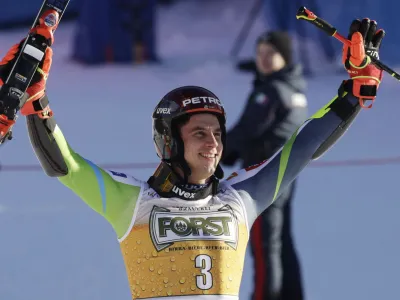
0,0 -> 70,146
295,6 -> 400,81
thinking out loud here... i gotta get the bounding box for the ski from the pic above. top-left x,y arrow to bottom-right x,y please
0,0 -> 70,146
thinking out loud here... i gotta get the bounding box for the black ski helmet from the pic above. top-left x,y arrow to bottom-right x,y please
152,86 -> 226,179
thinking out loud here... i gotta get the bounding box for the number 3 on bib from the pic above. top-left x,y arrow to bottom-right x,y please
195,254 -> 213,290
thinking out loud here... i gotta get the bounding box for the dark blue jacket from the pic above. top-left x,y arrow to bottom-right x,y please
223,64 -> 308,167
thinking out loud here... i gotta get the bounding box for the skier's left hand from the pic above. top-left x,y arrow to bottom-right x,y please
0,39 -> 53,116
342,18 -> 385,106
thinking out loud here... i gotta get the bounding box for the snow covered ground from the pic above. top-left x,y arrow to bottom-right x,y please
1,1 -> 400,299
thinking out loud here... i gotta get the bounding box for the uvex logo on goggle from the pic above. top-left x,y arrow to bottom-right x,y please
182,97 -> 223,108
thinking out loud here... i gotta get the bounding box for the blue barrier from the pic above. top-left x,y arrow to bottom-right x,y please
2,1 -> 396,69
2,0 -> 157,65
72,0 -> 157,64
1,0 -> 80,27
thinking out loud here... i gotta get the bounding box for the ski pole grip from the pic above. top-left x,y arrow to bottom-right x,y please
296,6 -> 400,82
296,7 -> 337,36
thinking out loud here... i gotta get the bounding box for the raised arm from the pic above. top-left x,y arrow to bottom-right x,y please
225,18 -> 385,225
226,89 -> 359,222
0,40 -> 141,239
26,112 -> 141,239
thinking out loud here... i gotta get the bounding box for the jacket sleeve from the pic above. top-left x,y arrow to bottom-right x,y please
26,102 -> 141,239
224,84 -> 362,226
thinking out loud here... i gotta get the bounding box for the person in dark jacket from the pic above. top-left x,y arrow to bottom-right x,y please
222,31 -> 308,300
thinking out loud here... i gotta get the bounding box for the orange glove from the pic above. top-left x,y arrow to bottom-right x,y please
0,39 -> 53,117
342,18 -> 385,108
0,114 -> 15,140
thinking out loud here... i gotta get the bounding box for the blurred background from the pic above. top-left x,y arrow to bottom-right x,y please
0,0 -> 399,299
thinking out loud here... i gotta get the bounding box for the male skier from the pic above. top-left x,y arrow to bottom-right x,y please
0,18 -> 385,299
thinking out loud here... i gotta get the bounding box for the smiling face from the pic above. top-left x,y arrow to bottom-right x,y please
177,113 -> 223,184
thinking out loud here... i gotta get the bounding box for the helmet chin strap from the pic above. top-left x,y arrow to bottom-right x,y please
214,164 -> 224,180
174,157 -> 192,184
172,158 -> 224,183
147,161 -> 220,200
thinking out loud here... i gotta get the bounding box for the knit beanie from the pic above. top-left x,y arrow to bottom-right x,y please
256,31 -> 293,65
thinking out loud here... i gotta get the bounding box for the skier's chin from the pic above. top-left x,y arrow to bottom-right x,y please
191,165 -> 215,182
202,165 -> 217,179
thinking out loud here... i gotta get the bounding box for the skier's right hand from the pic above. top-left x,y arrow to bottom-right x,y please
0,39 -> 53,117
